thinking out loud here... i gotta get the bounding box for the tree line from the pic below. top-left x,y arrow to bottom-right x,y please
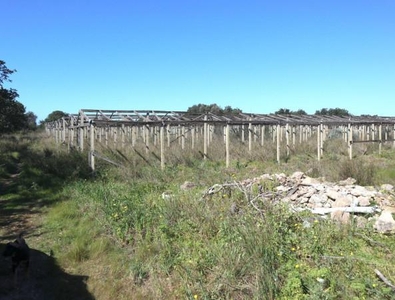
0,60 -> 37,133
275,107 -> 351,117
187,105 -> 351,117
1,60 -> 363,134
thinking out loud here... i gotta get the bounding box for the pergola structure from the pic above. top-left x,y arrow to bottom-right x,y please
47,109 -> 395,126
46,109 -> 395,170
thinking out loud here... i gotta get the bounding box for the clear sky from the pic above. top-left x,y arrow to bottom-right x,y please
3,0 -> 395,122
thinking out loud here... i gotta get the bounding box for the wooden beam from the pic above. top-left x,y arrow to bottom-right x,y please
226,123 -> 230,168
160,125 -> 165,170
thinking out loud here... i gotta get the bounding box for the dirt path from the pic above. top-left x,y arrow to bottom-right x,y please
0,179 -> 95,300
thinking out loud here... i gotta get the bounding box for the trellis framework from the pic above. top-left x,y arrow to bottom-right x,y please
45,109 -> 395,170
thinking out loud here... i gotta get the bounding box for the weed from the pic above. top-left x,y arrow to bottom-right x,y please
338,158 -> 377,186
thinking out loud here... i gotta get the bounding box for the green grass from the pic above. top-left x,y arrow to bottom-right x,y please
52,175 -> 395,299
1,132 -> 395,299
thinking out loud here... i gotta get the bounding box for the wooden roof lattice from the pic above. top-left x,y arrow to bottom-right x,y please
45,109 -> 395,129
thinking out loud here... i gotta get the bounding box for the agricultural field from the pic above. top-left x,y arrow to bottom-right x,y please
1,131 -> 395,299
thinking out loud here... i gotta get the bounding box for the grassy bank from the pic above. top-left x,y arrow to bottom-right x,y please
1,133 -> 395,299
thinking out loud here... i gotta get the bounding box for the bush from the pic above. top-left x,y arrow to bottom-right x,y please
338,159 -> 376,186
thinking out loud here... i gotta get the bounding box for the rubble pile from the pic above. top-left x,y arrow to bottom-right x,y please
238,171 -> 395,233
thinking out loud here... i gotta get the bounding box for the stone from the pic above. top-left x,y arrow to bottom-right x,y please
351,197 -> 359,207
290,171 -> 305,181
332,195 -> 352,208
275,173 -> 287,183
374,211 -> 395,233
290,193 -> 299,201
362,189 -> 377,198
304,189 -> 316,198
180,181 -> 196,190
228,172 -> 395,232
338,177 -> 356,186
275,185 -> 290,193
331,211 -> 350,223
350,186 -> 368,197
309,194 -> 328,205
309,194 -> 322,204
161,191 -> 173,200
259,174 -> 273,180
295,186 -> 309,197
381,184 -> 394,192
315,184 -> 326,192
357,196 -> 371,206
301,176 -> 321,185
326,188 -> 340,200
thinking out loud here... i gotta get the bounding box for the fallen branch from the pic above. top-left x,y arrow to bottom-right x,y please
234,181 -> 251,202
250,198 -> 265,219
321,255 -> 358,260
201,182 -> 238,199
374,269 -> 395,291
92,151 -> 124,168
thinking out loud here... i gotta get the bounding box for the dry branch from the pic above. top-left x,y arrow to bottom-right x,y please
92,151 -> 124,168
374,269 -> 395,291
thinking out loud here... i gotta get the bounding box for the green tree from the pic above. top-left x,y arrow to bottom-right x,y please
38,110 -> 68,129
43,110 -> 69,123
0,60 -> 16,85
187,103 -> 242,115
294,109 -> 307,115
275,108 -> 307,115
224,105 -> 242,114
275,108 -> 292,115
25,111 -> 38,130
0,60 -> 28,134
315,108 -> 350,117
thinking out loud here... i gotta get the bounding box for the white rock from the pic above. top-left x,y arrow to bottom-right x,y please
338,177 -> 357,185
161,192 -> 173,200
301,177 -> 321,185
358,196 -> 371,206
350,186 -> 368,197
315,184 -> 326,192
180,181 -> 196,190
374,211 -> 395,233
290,171 -> 305,181
331,211 -> 350,223
326,188 -> 340,200
304,189 -> 316,198
381,184 -> 394,192
290,193 -> 299,201
260,174 -> 273,180
276,185 -> 290,192
309,194 -> 323,204
332,195 -> 352,208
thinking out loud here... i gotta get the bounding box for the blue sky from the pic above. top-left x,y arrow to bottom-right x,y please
3,0 -> 395,122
